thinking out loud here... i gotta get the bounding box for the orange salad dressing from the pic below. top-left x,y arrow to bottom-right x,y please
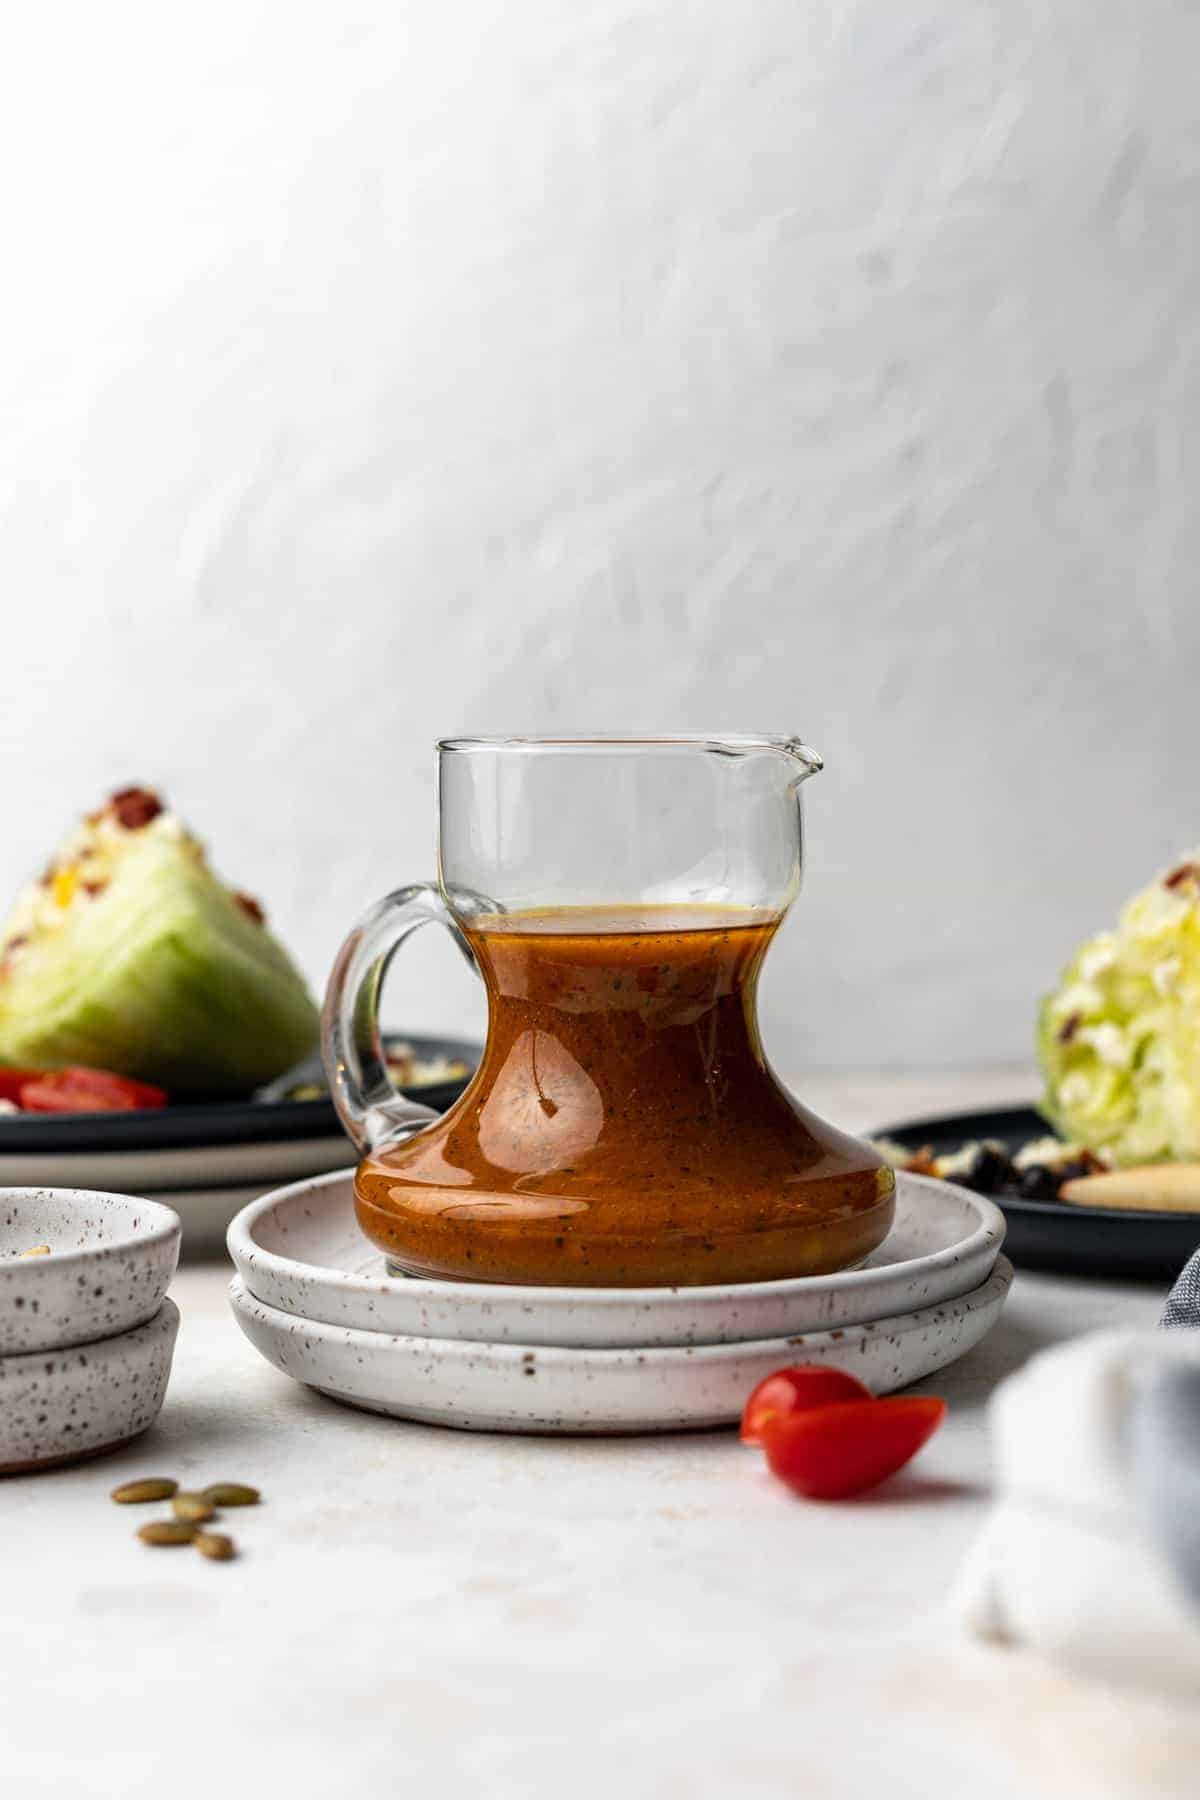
355,906 -> 893,1286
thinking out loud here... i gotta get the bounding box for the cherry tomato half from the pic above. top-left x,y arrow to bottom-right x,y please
0,1068 -> 47,1105
760,1396 -> 947,1499
740,1364 -> 873,1444
18,1067 -> 168,1113
57,1066 -> 168,1108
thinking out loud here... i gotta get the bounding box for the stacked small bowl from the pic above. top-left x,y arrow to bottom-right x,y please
0,1189 -> 181,1472
228,1171 -> 1012,1434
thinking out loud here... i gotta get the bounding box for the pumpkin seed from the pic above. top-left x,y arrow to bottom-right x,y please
111,1477 -> 179,1505
171,1493 -> 215,1524
137,1519 -> 196,1546
194,1531 -> 236,1562
201,1482 -> 260,1507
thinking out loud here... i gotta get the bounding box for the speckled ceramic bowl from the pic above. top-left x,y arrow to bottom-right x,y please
0,1188 -> 181,1355
0,1298 -> 179,1474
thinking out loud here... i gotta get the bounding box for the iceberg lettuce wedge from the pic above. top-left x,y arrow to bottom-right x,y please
1038,859 -> 1200,1165
0,790 -> 318,1096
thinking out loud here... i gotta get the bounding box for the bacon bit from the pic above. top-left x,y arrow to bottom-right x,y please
1164,862 -> 1200,891
38,864 -> 56,888
83,880 -> 108,898
234,891 -> 265,925
5,936 -> 28,952
110,787 -> 164,830
903,1146 -> 939,1177
1058,1012 -> 1081,1045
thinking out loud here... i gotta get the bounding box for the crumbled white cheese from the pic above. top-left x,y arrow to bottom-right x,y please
1059,1072 -> 1092,1110
933,1142 -> 982,1179
1152,957 -> 1181,997
1077,1022 -> 1132,1068
1013,1136 -> 1083,1171
932,1138 -> 1007,1179
1139,884 -> 1191,927
0,801 -> 200,952
1078,936 -> 1117,982
1054,982 -> 1102,1020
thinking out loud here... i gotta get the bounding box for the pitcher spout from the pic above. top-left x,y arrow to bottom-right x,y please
782,738 -> 824,783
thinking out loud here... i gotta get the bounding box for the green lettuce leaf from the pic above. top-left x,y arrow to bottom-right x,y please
1038,860 -> 1200,1164
0,798 -> 318,1095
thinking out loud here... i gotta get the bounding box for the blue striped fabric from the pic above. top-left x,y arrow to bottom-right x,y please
1161,1249 -> 1200,1328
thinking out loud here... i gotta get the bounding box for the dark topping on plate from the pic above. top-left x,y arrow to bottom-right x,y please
110,787 -> 164,830
1017,1165 -> 1063,1201
1058,1012 -> 1081,1044
888,1137 -> 1115,1205
1164,862 -> 1200,891
234,891 -> 265,926
956,1145 -> 1015,1196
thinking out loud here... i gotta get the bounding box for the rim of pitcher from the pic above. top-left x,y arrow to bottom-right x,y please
437,733 -> 809,754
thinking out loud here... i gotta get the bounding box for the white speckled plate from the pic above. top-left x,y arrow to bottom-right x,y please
0,1188 -> 181,1354
0,1134 -> 353,1195
229,1257 -> 1012,1435
0,1298 -> 179,1474
228,1170 -> 1005,1349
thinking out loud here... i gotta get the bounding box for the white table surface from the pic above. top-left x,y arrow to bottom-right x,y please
6,1070 -> 1199,1800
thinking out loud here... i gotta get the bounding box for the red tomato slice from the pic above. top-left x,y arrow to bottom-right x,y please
19,1078 -> 137,1113
56,1066 -> 168,1108
18,1068 -> 168,1113
0,1067 -> 47,1104
760,1396 -> 947,1499
740,1365 -> 873,1444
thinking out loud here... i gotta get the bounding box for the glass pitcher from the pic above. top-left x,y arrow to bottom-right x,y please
322,735 -> 894,1287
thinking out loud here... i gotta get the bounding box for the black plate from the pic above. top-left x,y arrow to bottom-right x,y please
0,1034 -> 480,1154
875,1104 -> 1197,1282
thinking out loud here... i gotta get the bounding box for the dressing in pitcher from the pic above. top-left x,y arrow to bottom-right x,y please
323,736 -> 894,1287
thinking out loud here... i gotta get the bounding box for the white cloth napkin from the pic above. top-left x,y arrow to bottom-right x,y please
956,1327 -> 1200,1695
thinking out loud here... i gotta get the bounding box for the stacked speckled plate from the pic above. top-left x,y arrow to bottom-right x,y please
228,1171 -> 1011,1434
0,1188 -> 181,1473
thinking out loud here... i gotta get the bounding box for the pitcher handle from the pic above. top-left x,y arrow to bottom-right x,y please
321,884 -> 478,1155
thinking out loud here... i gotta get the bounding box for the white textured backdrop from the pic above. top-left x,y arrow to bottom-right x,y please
2,2 -> 1199,1073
